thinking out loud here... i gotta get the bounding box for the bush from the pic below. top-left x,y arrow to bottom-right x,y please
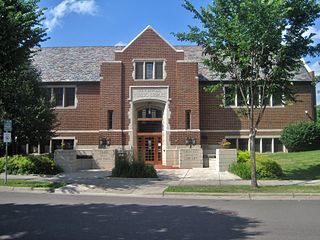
280,121 -> 320,152
0,154 -> 62,175
229,151 -> 283,179
229,162 -> 251,179
112,153 -> 157,178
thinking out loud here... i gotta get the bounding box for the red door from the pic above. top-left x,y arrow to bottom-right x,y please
138,133 -> 162,165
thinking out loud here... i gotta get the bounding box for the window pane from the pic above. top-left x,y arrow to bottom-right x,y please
63,139 -> 74,150
274,138 -> 283,152
238,139 -> 248,151
262,95 -> 271,106
224,86 -> 236,106
145,62 -> 153,79
227,139 -> 237,148
53,88 -> 63,107
108,110 -> 113,129
273,92 -> 283,106
254,138 -> 261,152
135,62 -> 143,79
155,62 -> 163,79
65,88 -> 75,107
52,139 -> 62,152
252,88 -> 260,106
262,138 -> 272,152
185,110 -> 191,129
237,88 -> 246,106
43,88 -> 52,102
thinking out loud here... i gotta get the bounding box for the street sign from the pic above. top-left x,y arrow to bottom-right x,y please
3,132 -> 11,143
4,120 -> 12,132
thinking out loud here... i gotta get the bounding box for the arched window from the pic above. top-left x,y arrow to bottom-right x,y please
138,108 -> 162,119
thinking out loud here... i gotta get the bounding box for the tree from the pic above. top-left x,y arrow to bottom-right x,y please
0,0 -> 56,155
175,0 -> 320,187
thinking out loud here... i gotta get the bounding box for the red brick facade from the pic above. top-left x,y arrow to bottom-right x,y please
45,26 -> 315,160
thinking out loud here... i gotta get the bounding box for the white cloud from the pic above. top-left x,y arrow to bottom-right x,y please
44,0 -> 98,32
303,26 -> 320,41
114,41 -> 126,47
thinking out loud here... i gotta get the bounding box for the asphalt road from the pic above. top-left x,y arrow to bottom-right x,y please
0,192 -> 319,240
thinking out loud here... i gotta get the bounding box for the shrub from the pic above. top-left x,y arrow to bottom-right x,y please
229,162 -> 251,179
256,155 -> 283,179
0,154 -> 62,175
237,150 -> 250,163
112,152 -> 157,178
280,121 -> 320,152
230,151 -> 283,179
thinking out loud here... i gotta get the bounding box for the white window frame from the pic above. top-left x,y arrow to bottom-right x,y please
50,137 -> 76,152
45,86 -> 77,109
226,136 -> 286,153
132,59 -> 166,81
223,85 -> 285,108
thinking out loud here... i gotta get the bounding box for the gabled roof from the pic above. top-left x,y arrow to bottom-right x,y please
32,45 -> 313,83
115,25 -> 184,53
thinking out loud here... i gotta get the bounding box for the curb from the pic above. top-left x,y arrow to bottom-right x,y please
0,186 -> 54,193
163,191 -> 320,200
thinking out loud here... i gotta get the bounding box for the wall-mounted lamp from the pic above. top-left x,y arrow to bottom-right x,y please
99,138 -> 111,149
185,137 -> 196,148
305,110 -> 313,121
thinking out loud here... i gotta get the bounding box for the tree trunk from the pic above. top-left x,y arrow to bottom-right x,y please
249,131 -> 258,187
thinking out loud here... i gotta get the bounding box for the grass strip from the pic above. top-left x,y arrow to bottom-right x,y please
0,179 -> 66,188
166,185 -> 320,193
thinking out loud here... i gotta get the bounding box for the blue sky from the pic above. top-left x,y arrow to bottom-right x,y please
39,0 -> 320,104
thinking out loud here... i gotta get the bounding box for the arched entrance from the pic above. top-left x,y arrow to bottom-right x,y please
137,105 -> 163,165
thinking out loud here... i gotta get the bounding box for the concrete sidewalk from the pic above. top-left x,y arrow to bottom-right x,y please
1,169 -> 320,197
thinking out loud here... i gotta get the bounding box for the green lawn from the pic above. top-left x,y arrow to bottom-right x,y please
263,150 -> 320,180
166,185 -> 320,193
0,180 -> 65,188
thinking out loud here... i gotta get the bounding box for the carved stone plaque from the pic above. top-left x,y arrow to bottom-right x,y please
131,87 -> 168,102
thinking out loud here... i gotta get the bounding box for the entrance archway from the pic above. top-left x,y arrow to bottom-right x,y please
136,104 -> 163,165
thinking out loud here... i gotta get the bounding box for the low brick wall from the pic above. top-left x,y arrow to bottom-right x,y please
215,149 -> 237,171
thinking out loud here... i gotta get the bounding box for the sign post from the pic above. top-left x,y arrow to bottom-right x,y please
3,120 -> 12,184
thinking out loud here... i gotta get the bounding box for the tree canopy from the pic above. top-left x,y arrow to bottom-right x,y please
0,0 -> 56,155
175,0 -> 320,186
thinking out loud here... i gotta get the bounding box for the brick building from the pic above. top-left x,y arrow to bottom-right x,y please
33,26 -> 316,168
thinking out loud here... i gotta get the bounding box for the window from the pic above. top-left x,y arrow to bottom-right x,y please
108,110 -> 113,130
65,88 -> 75,107
238,139 -> 248,151
224,85 -> 284,108
45,87 -> 76,108
145,62 -> 153,79
135,62 -> 144,79
51,139 -> 74,152
272,92 -> 283,106
262,138 -> 272,152
274,138 -> 284,152
185,110 -> 191,129
134,61 -> 165,80
53,88 -> 63,107
224,86 -> 236,106
228,137 -> 285,153
227,139 -> 237,148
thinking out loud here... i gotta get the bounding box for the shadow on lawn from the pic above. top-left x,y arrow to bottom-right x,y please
282,164 -> 320,180
0,203 -> 262,240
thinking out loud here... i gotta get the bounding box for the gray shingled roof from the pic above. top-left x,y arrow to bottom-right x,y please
32,46 -> 312,83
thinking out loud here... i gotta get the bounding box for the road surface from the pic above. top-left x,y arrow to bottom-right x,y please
0,192 -> 319,240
